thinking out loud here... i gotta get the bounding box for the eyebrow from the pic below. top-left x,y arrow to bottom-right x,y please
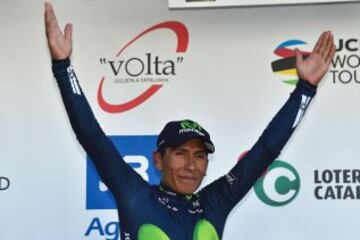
174,147 -> 206,154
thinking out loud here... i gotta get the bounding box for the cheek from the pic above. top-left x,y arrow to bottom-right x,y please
163,157 -> 184,174
197,161 -> 208,174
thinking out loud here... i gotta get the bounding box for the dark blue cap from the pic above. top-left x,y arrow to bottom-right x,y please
157,119 -> 215,153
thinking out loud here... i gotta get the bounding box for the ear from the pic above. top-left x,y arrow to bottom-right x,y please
153,151 -> 163,171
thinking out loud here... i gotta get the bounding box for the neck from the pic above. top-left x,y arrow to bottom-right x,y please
159,182 -> 196,200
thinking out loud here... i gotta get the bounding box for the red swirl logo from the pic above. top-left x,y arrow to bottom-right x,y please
98,21 -> 189,113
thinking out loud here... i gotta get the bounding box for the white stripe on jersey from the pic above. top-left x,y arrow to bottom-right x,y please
292,94 -> 311,129
67,66 -> 81,95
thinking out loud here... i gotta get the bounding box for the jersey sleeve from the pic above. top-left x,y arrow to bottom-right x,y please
52,59 -> 149,204
199,79 -> 317,221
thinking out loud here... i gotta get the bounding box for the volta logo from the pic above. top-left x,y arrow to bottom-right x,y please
254,160 -> 300,207
271,40 -> 310,85
98,21 -> 189,113
86,135 -> 161,209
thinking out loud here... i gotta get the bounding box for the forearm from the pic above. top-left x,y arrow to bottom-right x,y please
51,59 -> 143,198
258,79 -> 317,156
46,5 -> 149,202
52,59 -> 104,153
203,80 -> 317,212
231,79 -> 316,198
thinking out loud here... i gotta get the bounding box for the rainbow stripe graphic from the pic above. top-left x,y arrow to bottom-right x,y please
271,40 -> 310,85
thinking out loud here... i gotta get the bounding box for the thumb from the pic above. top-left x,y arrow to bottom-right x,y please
64,23 -> 73,41
295,48 -> 303,65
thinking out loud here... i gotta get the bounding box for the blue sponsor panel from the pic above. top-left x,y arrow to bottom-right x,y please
86,135 -> 161,209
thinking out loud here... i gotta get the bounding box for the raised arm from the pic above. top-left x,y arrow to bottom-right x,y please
200,31 -> 335,223
44,2 -> 149,204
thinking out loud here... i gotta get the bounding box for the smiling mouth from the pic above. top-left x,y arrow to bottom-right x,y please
179,176 -> 198,183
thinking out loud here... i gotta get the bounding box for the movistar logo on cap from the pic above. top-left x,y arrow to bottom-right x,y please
181,120 -> 202,131
254,160 -> 300,207
179,120 -> 205,136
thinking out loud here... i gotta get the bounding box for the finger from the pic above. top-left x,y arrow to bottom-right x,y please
44,2 -> 51,35
295,48 -> 303,65
319,31 -> 332,58
322,32 -> 334,60
64,23 -> 73,41
45,2 -> 60,37
313,31 -> 327,53
325,45 -> 336,67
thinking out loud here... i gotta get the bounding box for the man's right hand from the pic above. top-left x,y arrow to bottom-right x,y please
45,2 -> 73,60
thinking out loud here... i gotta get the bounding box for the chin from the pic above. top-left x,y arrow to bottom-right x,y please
180,189 -> 195,195
177,183 -> 200,195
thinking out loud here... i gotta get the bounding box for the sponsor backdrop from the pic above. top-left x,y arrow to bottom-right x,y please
169,0 -> 360,8
0,0 -> 359,239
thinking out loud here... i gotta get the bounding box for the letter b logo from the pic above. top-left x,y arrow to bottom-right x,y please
86,136 -> 161,209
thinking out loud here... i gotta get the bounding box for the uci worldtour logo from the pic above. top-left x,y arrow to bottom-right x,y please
271,40 -> 310,85
330,38 -> 360,84
254,160 -> 300,207
98,21 -> 189,113
272,37 -> 360,85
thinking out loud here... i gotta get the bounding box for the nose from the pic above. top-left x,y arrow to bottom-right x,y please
184,155 -> 196,172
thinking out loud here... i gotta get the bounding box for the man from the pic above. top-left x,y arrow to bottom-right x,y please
45,2 -> 335,240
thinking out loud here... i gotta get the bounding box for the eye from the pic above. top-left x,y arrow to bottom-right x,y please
175,150 -> 185,157
196,153 -> 206,160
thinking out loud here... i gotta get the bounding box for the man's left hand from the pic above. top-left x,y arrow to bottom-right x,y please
295,31 -> 336,86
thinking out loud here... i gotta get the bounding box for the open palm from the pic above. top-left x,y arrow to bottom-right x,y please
295,31 -> 335,85
44,2 -> 73,60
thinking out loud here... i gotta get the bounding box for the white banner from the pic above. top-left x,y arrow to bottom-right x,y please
169,0 -> 360,8
1,0 -> 359,239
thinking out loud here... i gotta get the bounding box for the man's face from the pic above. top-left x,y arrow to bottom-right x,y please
154,138 -> 208,195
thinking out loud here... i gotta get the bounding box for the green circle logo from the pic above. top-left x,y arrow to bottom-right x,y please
138,224 -> 170,240
193,219 -> 219,240
254,160 -> 300,207
138,220 -> 219,240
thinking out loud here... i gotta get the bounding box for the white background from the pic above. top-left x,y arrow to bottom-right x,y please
0,0 -> 359,239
